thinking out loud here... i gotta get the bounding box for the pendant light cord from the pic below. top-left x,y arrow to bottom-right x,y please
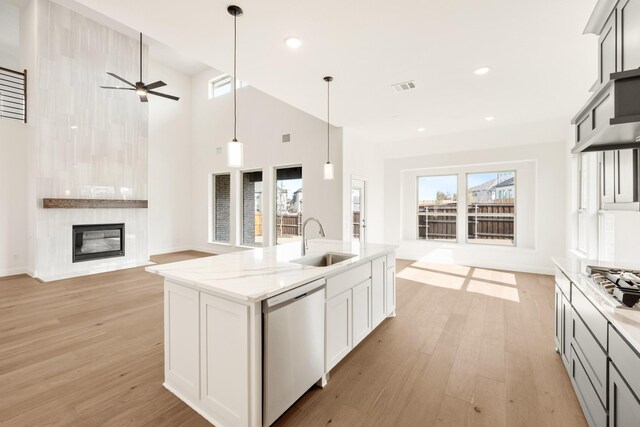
139,33 -> 143,83
233,14 -> 238,141
326,79 -> 330,162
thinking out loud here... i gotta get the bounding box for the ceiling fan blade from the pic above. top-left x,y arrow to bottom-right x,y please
148,91 -> 180,101
139,92 -> 149,103
100,86 -> 135,90
106,72 -> 135,87
144,80 -> 167,90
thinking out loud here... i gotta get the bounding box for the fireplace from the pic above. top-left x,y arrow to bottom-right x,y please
72,223 -> 125,262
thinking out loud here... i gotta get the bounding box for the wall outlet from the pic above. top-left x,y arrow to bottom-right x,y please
216,147 -> 223,155
282,134 -> 291,143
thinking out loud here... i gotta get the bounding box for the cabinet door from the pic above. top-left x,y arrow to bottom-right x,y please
200,294 -> 249,427
609,362 -> 640,427
554,285 -> 562,352
620,0 -> 640,71
571,348 -> 607,427
561,294 -> 572,373
385,266 -> 396,316
371,257 -> 386,328
602,150 -> 616,205
599,13 -> 617,84
326,290 -> 352,371
615,149 -> 638,203
352,279 -> 372,346
164,281 -> 200,401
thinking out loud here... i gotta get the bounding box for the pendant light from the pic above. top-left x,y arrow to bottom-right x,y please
227,5 -> 244,168
323,76 -> 334,180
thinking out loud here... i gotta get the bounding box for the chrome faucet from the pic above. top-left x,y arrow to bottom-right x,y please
301,217 -> 326,256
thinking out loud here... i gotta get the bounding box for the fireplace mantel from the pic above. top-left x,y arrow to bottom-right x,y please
43,198 -> 148,209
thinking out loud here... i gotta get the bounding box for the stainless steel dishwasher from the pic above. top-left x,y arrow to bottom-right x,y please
263,278 -> 325,426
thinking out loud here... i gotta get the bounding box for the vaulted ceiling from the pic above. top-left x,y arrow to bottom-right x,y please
66,0 -> 597,143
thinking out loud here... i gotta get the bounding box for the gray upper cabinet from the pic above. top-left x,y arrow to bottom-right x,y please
620,0 -> 640,71
601,148 -> 639,210
600,13 -> 618,85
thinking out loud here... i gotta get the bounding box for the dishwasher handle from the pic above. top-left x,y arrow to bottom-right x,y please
263,278 -> 326,312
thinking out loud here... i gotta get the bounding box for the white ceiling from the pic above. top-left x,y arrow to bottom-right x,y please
66,0 -> 597,144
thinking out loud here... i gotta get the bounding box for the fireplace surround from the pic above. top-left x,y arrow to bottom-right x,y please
72,223 -> 125,263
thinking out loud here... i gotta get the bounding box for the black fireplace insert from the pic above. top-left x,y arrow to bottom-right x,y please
72,223 -> 125,263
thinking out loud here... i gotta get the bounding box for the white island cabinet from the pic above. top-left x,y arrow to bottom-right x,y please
147,240 -> 396,427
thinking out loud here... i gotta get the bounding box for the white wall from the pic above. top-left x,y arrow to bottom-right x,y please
190,69 -> 343,253
0,0 -> 20,69
0,121 -> 29,276
148,60 -> 193,255
342,128 -> 385,244
385,140 -> 566,274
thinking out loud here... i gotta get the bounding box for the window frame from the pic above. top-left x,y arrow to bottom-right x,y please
416,174 -> 459,243
273,165 -> 303,246
209,172 -> 231,244
577,155 -> 588,253
465,170 -> 517,247
241,168 -> 264,247
208,74 -> 248,99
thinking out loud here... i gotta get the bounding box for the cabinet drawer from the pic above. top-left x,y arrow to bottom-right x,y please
555,267 -> 571,298
572,312 -> 607,405
386,252 -> 396,269
609,326 -> 640,400
326,263 -> 371,300
571,346 -> 608,427
572,283 -> 608,350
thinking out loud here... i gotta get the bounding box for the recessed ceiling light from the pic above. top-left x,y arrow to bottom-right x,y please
485,116 -> 495,121
474,66 -> 491,75
417,127 -> 425,132
70,125 -> 78,129
285,37 -> 302,49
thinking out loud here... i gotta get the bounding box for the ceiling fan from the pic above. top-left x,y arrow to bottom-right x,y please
100,33 -> 179,102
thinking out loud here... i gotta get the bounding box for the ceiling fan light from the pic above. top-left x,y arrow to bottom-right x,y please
324,162 -> 334,180
227,139 -> 243,168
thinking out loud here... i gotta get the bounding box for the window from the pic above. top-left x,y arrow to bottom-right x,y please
275,166 -> 303,245
578,155 -> 588,253
208,74 -> 248,99
417,175 -> 458,241
466,171 -> 516,245
242,171 -> 263,246
211,174 -> 231,242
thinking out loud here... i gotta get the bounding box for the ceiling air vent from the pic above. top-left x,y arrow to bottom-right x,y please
392,80 -> 416,92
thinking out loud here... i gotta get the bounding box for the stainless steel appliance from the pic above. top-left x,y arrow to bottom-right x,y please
262,278 -> 325,426
587,265 -> 640,309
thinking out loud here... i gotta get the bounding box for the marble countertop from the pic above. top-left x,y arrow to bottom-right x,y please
553,254 -> 640,350
146,240 -> 396,303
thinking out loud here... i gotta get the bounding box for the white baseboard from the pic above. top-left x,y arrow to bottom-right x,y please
148,246 -> 195,256
0,266 -> 28,278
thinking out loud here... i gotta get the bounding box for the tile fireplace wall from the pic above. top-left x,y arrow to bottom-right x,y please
29,0 -> 149,280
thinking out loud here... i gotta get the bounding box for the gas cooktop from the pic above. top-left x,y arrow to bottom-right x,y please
587,266 -> 640,310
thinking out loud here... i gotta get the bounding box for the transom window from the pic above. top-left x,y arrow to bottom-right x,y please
208,74 -> 248,99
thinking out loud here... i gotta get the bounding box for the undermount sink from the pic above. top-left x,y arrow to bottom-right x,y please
290,252 -> 357,267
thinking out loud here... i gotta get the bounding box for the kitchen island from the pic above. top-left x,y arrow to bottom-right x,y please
146,240 -> 397,427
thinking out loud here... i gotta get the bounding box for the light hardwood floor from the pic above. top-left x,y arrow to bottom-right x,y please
0,255 -> 586,426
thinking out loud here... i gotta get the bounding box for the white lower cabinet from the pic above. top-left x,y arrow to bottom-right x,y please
371,257 -> 386,328
326,289 -> 353,371
200,293 -> 250,427
609,362 -> 640,427
325,255 -> 395,373
164,282 -> 200,401
386,265 -> 396,316
352,279 -> 372,346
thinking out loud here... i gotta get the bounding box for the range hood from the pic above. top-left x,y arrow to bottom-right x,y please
571,68 -> 640,154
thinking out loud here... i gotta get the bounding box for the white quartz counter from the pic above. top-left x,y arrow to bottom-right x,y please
553,254 -> 640,351
146,240 -> 396,303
